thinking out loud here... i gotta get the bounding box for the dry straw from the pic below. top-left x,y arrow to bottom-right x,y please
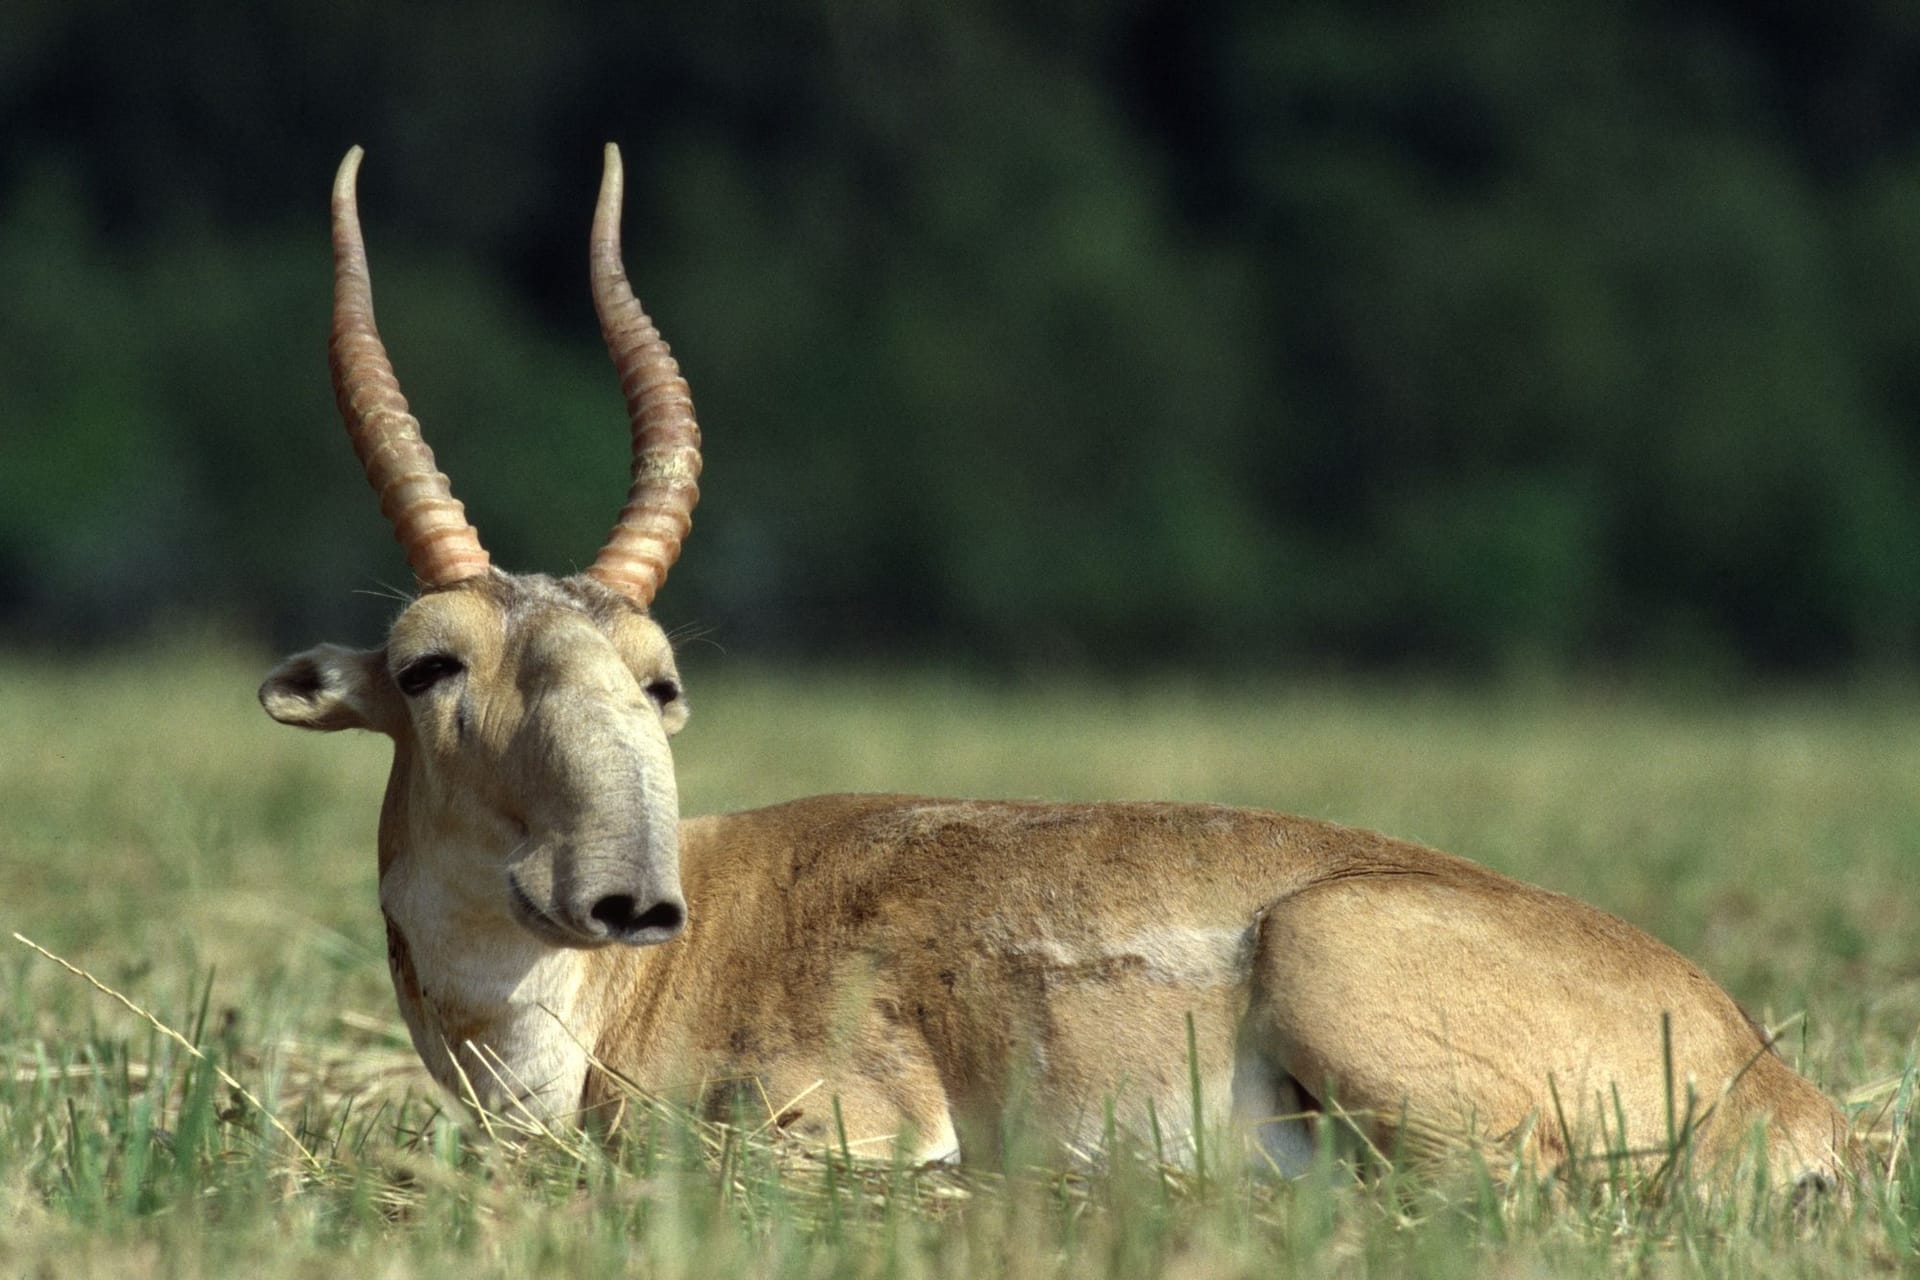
12,930 -> 322,1170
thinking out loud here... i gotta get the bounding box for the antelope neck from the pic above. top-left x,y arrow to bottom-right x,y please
379,835 -> 600,1121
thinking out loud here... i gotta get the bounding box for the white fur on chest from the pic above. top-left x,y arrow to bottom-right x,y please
382,854 -> 592,1123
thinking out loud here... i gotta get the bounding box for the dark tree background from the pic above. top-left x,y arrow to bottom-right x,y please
6,0 -> 1920,676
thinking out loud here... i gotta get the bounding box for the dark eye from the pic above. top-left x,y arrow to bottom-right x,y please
396,653 -> 465,697
644,679 -> 681,708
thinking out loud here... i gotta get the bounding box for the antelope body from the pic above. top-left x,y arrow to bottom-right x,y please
263,146 -> 1854,1189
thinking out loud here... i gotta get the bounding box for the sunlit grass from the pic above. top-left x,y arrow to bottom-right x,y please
1,642 -> 1917,1276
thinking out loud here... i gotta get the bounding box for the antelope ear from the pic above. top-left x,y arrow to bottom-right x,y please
259,644 -> 403,735
660,694 -> 690,738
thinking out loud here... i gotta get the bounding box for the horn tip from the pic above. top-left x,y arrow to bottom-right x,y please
334,146 -> 365,201
594,143 -> 625,246
599,143 -> 623,200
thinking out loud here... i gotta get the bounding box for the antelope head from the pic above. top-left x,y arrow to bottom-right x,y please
261,145 -> 701,957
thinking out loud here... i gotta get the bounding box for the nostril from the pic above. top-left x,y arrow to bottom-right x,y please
632,898 -> 684,934
590,893 -> 638,930
590,893 -> 685,942
633,898 -> 687,936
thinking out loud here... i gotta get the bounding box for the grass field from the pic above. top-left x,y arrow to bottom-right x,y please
2,642 -> 1917,1276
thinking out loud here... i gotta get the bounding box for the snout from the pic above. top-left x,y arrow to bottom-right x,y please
507,838 -> 687,949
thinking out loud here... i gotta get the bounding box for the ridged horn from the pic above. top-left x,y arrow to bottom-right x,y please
329,146 -> 491,588
585,142 -> 703,607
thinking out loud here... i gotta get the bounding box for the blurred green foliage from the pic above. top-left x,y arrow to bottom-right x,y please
5,0 -> 1920,674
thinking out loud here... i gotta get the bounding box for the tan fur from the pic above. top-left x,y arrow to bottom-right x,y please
263,573 -> 1857,1188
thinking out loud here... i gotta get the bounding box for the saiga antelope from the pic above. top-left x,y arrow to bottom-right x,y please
262,144 -> 1855,1191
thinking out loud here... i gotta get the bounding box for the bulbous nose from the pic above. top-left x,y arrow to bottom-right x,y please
589,892 -> 686,945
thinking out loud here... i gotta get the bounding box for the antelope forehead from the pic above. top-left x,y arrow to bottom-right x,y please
393,573 -> 641,642
501,581 -> 674,679
492,571 -> 660,636
515,626 -> 654,704
388,587 -> 508,664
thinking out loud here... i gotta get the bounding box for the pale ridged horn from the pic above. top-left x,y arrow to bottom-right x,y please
329,146 -> 491,588
585,142 -> 703,607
